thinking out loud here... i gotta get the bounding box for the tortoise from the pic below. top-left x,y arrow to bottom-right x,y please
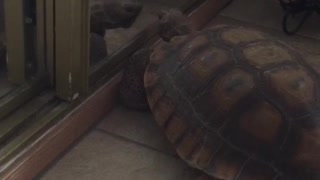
119,9 -> 320,180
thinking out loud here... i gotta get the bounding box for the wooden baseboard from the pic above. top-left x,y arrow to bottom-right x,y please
0,73 -> 122,180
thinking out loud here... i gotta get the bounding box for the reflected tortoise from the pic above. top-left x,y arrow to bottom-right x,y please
89,0 -> 142,64
120,9 -> 320,180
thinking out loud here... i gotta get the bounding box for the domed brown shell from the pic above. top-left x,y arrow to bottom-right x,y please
145,25 -> 320,180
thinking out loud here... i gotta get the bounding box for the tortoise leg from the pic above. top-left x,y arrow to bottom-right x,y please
89,33 -> 108,65
119,48 -> 152,111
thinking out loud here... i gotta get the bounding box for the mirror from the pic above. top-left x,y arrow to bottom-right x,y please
88,0 -> 198,84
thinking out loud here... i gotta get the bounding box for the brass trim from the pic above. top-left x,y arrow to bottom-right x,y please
35,0 -> 46,76
55,0 -> 89,101
45,0 -> 55,85
4,0 -> 26,83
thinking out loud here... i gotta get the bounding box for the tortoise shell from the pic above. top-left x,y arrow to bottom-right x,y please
145,25 -> 320,180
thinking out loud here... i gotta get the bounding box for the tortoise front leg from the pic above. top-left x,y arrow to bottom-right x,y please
89,33 -> 108,65
119,9 -> 194,110
119,48 -> 152,111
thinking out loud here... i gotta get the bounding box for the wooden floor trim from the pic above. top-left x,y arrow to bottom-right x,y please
0,73 -> 122,180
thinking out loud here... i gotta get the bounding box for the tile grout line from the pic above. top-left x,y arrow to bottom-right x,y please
95,128 -> 180,159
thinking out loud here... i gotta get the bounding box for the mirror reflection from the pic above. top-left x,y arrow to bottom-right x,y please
89,0 -> 191,67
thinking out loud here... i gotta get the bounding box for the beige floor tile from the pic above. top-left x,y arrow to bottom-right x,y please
97,106 -> 176,155
221,0 -> 320,39
40,131 -> 189,180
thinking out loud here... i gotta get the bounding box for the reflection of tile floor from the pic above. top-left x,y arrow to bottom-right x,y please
41,0 -> 320,179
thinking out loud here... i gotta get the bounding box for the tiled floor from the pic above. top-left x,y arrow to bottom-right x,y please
40,106 -> 195,180
40,0 -> 320,179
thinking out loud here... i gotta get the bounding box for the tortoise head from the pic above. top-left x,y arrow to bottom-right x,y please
90,0 -> 142,36
157,9 -> 193,42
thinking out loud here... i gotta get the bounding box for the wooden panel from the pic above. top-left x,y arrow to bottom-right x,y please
0,94 -> 67,166
0,73 -> 122,180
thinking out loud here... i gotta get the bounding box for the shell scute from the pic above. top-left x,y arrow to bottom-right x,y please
238,41 -> 296,70
220,27 -> 267,46
208,68 -> 256,114
263,65 -> 318,114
